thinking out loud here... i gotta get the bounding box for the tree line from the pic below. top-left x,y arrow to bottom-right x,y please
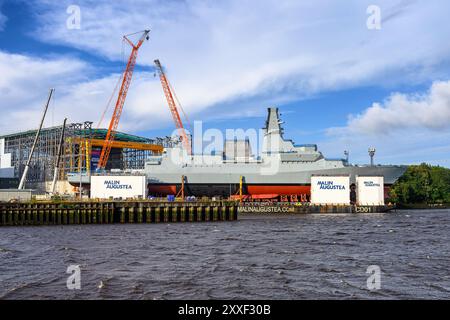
389,163 -> 450,204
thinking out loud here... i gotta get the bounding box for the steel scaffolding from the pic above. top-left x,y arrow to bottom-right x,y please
0,122 -> 163,187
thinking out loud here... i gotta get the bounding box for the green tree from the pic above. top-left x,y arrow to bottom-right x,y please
389,163 -> 450,204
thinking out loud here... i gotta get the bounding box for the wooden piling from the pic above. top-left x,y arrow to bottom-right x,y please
127,207 -> 133,223
145,206 -> 151,223
162,206 -> 168,223
7,209 -> 12,226
137,206 -> 143,223
69,210 -> 74,224
171,207 -> 178,223
103,207 -> 108,224
197,206 -> 203,222
189,206 -> 195,222
213,206 -> 218,221
180,206 -> 186,222
120,207 -> 125,223
0,201 -> 238,226
45,207 -> 49,225
14,209 -> 19,226
205,206 -> 210,222
155,207 -> 161,223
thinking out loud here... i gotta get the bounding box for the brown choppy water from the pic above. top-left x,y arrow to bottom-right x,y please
0,209 -> 449,299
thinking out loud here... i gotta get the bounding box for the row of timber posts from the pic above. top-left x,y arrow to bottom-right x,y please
118,203 -> 236,224
0,201 -> 238,226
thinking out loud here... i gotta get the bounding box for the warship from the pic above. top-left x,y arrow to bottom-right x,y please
142,108 -> 407,197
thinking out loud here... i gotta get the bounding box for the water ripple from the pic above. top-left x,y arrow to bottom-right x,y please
0,209 -> 449,299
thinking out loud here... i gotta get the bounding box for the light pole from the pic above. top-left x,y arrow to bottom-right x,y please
368,147 -> 376,166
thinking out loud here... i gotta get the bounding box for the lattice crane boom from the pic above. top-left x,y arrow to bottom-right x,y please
97,30 -> 150,170
154,59 -> 192,155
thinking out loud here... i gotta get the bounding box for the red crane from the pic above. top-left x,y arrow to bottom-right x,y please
154,59 -> 192,155
97,30 -> 150,170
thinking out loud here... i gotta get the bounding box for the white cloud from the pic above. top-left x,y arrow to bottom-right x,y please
54,71 -> 173,133
329,80 -> 450,135
0,50 -> 175,134
1,0 -> 450,168
0,51 -> 87,132
27,0 -> 450,123
321,81 -> 450,166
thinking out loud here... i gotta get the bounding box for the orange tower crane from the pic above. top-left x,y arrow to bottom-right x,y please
97,30 -> 150,170
154,59 -> 192,155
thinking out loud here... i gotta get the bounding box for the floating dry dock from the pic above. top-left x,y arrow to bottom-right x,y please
0,201 -> 238,226
0,201 -> 395,226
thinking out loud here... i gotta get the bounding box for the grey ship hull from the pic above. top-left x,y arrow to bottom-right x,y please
68,165 -> 406,197
145,164 -> 406,197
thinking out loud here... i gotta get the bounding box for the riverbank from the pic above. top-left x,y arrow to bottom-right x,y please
396,203 -> 450,210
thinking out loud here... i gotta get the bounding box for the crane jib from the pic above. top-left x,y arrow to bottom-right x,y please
154,59 -> 192,155
97,30 -> 150,170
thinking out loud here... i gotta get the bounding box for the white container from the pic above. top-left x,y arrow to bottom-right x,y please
0,138 -> 14,178
356,176 -> 384,205
90,176 -> 147,199
0,189 -> 32,202
310,176 -> 350,205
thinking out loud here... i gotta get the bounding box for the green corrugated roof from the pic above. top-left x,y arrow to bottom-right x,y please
0,125 -> 152,143
81,128 -> 151,142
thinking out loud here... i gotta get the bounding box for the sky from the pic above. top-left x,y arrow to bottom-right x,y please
0,0 -> 449,167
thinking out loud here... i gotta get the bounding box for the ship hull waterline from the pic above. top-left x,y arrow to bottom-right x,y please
147,183 -> 393,198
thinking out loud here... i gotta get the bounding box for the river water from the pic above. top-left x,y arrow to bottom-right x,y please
0,209 -> 449,299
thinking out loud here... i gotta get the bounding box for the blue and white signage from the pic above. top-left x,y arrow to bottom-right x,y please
311,176 -> 350,204
91,176 -> 147,199
357,176 -> 384,205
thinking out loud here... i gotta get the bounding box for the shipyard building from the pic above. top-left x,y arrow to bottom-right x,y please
0,122 -> 163,194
